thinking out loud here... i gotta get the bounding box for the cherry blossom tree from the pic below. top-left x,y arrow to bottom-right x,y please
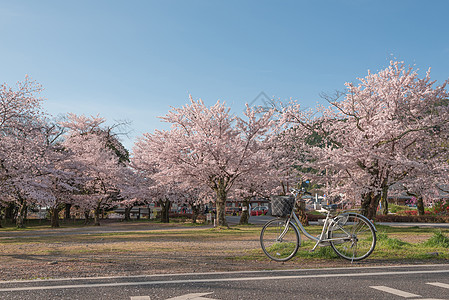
154,183 -> 179,223
229,133 -> 300,225
231,175 -> 274,225
117,167 -> 150,221
282,61 -> 449,219
0,133 -> 46,227
133,97 -> 276,226
60,114 -> 130,226
181,186 -> 212,224
0,76 -> 48,227
0,79 -> 86,228
391,116 -> 449,215
132,142 -> 209,224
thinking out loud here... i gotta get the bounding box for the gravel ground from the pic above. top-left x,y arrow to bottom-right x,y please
0,221 -> 444,281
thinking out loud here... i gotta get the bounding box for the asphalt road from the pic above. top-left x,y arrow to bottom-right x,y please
0,264 -> 448,299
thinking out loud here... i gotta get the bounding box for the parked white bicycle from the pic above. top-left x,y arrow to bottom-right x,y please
260,188 -> 377,262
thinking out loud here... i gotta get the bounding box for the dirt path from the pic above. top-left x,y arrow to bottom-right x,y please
0,221 -> 445,281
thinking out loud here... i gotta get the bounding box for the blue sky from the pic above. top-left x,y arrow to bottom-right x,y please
1,0 -> 449,150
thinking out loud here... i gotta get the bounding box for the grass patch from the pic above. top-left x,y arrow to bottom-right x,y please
377,232 -> 410,249
423,231 -> 449,248
0,218 -> 210,231
373,224 -> 442,234
367,231 -> 449,260
0,219 -> 96,230
209,226 -> 241,231
297,243 -> 339,259
251,228 -> 449,262
388,204 -> 410,214
0,226 -> 262,245
2,222 -> 449,265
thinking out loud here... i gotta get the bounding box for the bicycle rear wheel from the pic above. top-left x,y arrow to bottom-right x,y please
260,218 -> 300,262
328,213 -> 376,261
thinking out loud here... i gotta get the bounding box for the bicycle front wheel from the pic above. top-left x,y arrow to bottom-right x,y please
328,213 -> 376,261
260,218 -> 300,262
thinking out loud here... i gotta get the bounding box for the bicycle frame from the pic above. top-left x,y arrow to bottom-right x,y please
284,206 -> 377,252
261,189 -> 377,262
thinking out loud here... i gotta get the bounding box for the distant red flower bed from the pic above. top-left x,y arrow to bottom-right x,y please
374,214 -> 449,223
397,210 -> 432,216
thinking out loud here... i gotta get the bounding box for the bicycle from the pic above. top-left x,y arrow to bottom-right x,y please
260,188 -> 377,262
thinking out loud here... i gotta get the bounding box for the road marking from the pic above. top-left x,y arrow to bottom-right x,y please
166,292 -> 216,300
129,293 -> 216,300
370,286 -> 421,298
1,269 -> 449,292
427,282 -> 449,289
1,264 -> 448,284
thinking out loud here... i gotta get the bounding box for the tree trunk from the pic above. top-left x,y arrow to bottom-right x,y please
406,192 -> 425,216
381,184 -> 389,215
16,199 -> 27,228
295,200 -> 309,226
147,204 -> 153,220
94,204 -> 101,226
215,188 -> 228,227
64,203 -> 72,220
50,206 -> 60,228
5,203 -> 15,224
190,203 -> 201,224
23,205 -> 28,221
239,197 -> 251,225
124,206 -> 132,221
361,191 -> 381,220
417,196 -> 425,216
159,198 -> 171,223
84,210 -> 90,225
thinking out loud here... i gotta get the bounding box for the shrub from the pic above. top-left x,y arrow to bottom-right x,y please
432,200 -> 449,215
306,213 -> 326,221
397,210 -> 432,216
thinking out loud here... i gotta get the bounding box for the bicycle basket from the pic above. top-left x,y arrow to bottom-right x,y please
270,196 -> 295,217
